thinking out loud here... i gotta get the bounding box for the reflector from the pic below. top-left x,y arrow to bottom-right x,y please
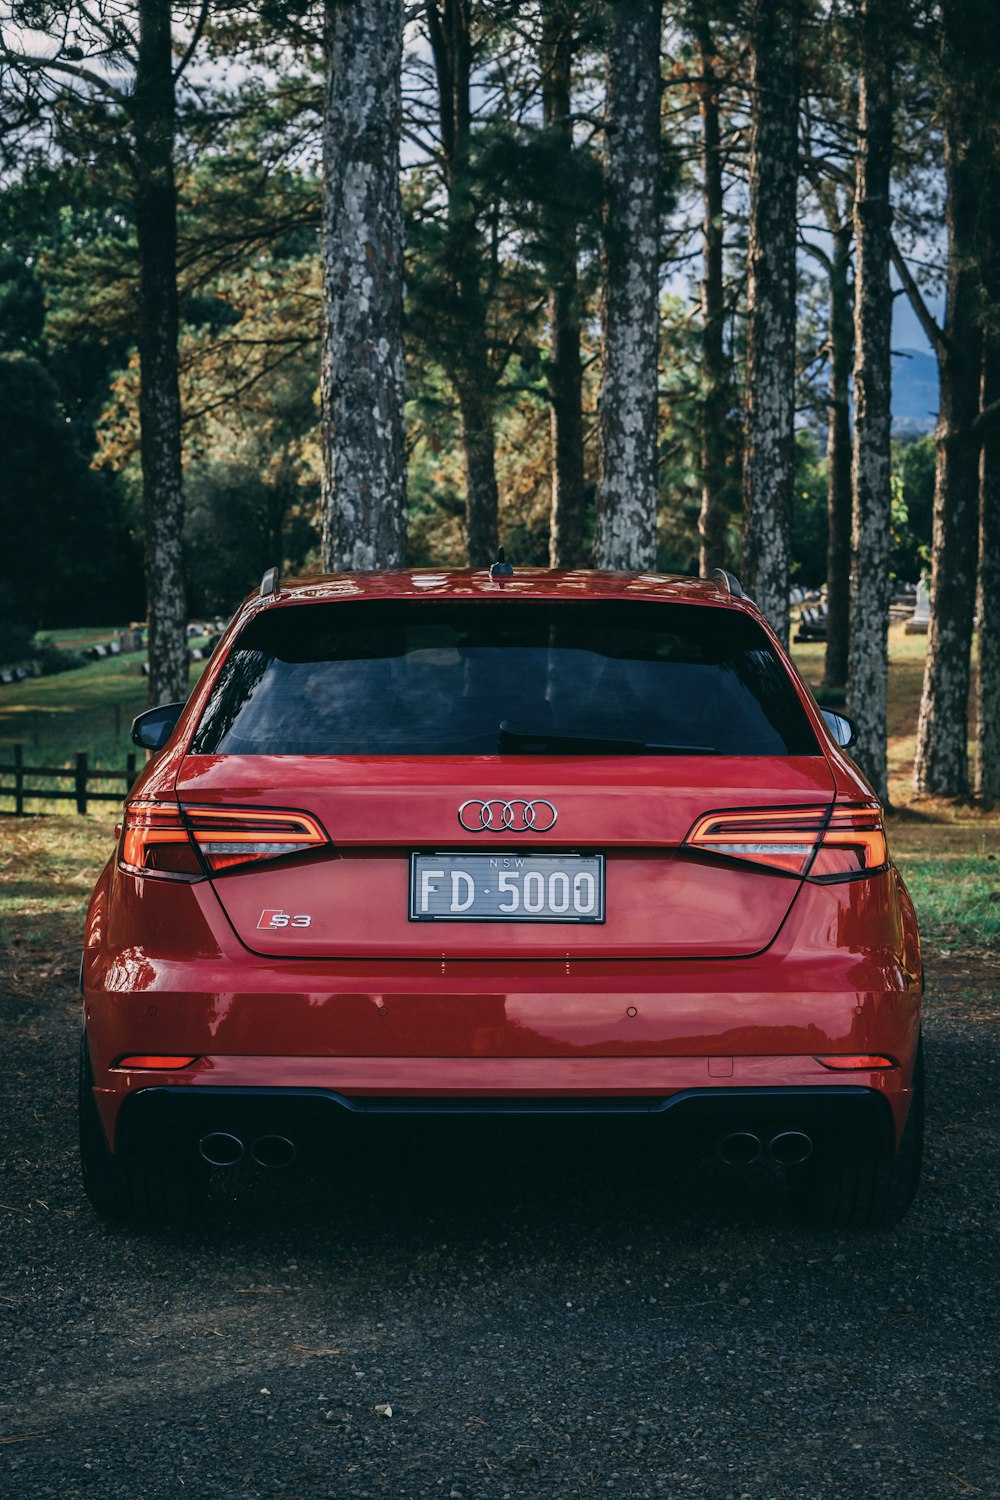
114,1055 -> 198,1070
815,1054 -> 894,1070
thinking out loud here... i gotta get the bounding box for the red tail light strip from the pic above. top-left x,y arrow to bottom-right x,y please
118,802 -> 329,878
685,803 -> 888,880
113,1055 -> 199,1070
814,1055 -> 894,1070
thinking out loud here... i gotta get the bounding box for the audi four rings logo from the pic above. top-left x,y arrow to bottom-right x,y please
458,798 -> 558,833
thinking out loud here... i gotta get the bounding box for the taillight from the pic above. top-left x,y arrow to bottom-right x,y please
808,806 -> 888,878
119,803 -> 201,877
183,806 -> 328,872
685,803 -> 888,880
118,802 -> 328,878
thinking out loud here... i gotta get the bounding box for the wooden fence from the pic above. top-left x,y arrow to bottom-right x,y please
0,746 -> 138,815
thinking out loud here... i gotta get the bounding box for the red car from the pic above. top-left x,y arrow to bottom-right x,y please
80,567 -> 923,1228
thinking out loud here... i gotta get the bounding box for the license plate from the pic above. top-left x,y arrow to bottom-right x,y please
410,852 -> 605,923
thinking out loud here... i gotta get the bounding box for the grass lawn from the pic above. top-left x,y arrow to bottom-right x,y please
0,649 -> 210,807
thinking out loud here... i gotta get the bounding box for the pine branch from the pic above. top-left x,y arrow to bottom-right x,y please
889,237 -> 947,362
0,47 -> 127,102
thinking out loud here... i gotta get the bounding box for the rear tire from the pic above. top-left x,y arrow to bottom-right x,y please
79,1035 -> 208,1227
790,1037 -> 924,1230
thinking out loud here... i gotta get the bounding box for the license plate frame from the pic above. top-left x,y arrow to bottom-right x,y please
409,851 -> 606,924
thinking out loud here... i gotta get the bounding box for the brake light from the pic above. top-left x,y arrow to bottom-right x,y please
809,806 -> 888,878
119,803 -> 201,877
685,803 -> 888,880
118,802 -> 329,877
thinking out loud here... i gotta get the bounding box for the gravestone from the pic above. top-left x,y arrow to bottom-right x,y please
904,578 -> 931,635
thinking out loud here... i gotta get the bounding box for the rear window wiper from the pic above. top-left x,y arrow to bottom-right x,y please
497,721 -> 723,755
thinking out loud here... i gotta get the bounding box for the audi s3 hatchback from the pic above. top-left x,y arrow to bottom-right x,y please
80,568 -> 923,1227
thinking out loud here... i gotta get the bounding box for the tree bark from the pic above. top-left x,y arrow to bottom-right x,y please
912,53 -> 986,795
542,1 -> 586,569
134,0 -> 187,705
847,0 -> 893,803
740,0 -> 799,642
594,0 -> 662,572
694,19 -> 731,578
425,0 -> 498,567
975,336 -> 1000,798
321,0 -> 407,572
822,214 -> 853,693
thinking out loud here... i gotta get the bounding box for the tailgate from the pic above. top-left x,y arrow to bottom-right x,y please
175,754 -> 835,959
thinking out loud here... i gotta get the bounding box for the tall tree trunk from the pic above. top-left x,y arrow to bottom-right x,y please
694,18 -> 730,577
425,0 -> 498,567
594,0 -> 662,571
740,0 -> 799,641
542,1 -> 586,569
822,215 -> 853,692
321,0 -> 407,572
134,0 -> 187,705
847,0 -> 893,803
912,70 -> 986,794
975,336 -> 1000,798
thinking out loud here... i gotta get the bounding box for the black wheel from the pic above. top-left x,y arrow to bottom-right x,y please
790,1037 -> 925,1230
79,1034 -> 208,1226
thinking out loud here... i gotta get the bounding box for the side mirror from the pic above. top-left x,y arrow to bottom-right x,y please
131,701 -> 185,751
821,708 -> 857,750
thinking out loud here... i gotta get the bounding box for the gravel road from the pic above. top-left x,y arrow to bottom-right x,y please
2,947 -> 998,1500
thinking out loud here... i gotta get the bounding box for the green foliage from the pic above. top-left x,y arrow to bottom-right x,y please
790,433 -> 829,586
0,354 -> 142,627
891,434 -> 935,577
0,619 -> 36,666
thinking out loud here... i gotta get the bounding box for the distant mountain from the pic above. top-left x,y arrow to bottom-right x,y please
892,347 -> 938,434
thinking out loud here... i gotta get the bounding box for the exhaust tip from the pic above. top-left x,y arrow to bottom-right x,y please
769,1129 -> 813,1166
250,1134 -> 297,1169
199,1131 -> 244,1167
717,1130 -> 763,1167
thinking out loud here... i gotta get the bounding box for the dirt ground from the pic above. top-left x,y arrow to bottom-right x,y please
1,816 -> 998,1498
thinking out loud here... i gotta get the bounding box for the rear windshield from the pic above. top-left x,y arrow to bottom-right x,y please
191,599 -> 819,757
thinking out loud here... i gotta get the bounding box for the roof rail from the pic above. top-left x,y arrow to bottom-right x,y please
259,567 -> 280,598
709,567 -> 744,599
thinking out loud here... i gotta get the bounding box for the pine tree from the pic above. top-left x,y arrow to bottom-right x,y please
911,0 -> 992,795
321,0 -> 407,571
1,0 -> 190,703
740,0 -> 800,641
848,0 -> 895,804
423,0 -> 500,567
540,0 -> 586,569
593,0 -> 663,571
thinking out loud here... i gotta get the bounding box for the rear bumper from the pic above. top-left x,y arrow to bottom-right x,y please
116,1080 -> 897,1160
83,874 -> 922,1154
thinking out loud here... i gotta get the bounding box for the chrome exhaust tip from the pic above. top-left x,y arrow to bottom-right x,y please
198,1131 -> 245,1167
717,1130 -> 763,1167
768,1129 -> 813,1166
249,1134 -> 297,1169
